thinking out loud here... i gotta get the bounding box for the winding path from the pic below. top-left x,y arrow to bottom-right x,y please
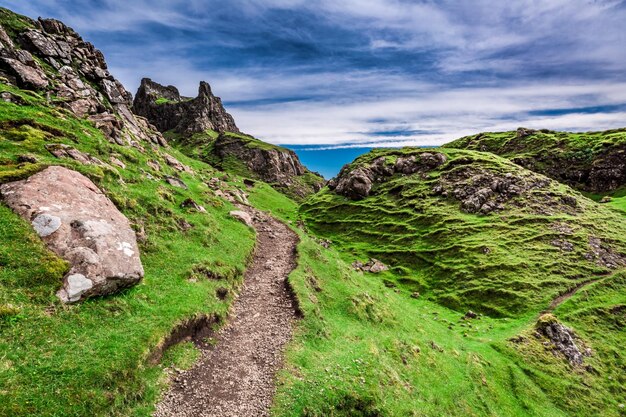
154,208 -> 299,417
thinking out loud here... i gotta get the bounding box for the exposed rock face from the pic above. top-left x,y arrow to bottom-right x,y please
133,78 -> 239,134
446,128 -> 626,193
212,133 -> 318,187
0,166 -> 144,302
536,314 -> 590,366
329,152 -> 447,200
0,11 -> 165,147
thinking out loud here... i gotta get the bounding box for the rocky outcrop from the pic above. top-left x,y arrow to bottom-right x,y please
329,152 -> 447,200
212,133 -> 324,198
0,166 -> 144,302
536,314 -> 591,367
446,128 -> 626,193
0,9 -> 165,147
133,78 -> 239,134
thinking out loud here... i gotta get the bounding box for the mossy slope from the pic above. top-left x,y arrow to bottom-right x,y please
0,82 -> 261,416
301,147 -> 626,317
445,128 -> 626,194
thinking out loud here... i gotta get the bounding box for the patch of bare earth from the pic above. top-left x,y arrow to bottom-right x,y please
154,208 -> 300,417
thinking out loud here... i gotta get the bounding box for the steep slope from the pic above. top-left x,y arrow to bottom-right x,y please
0,8 -> 165,148
444,127 -> 626,194
301,147 -> 626,316
134,78 -> 325,199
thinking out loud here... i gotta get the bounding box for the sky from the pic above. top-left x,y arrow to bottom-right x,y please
3,0 -> 626,155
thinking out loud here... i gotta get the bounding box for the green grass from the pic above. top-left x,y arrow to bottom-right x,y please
0,82 -> 262,416
1,75 -> 625,417
271,146 -> 626,417
444,128 -> 626,194
300,147 -> 626,317
154,97 -> 176,105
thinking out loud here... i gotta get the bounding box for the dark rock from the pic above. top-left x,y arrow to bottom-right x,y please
516,127 -> 538,138
180,198 -> 206,213
464,310 -> 478,319
133,78 -> 239,134
17,154 -> 38,163
216,287 -> 229,300
536,314 -> 587,366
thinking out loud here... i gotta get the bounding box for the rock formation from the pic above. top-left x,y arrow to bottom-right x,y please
0,9 -> 165,147
445,128 -> 626,193
0,166 -> 144,302
212,133 -> 323,197
133,78 -> 239,134
536,314 -> 591,366
329,152 -> 447,200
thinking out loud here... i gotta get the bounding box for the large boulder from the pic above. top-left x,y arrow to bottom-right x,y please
0,166 -> 144,303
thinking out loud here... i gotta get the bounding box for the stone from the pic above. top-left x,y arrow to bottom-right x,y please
352,258 -> 389,273
331,151 -> 446,200
0,166 -> 144,303
464,310 -> 478,319
133,78 -> 240,134
0,12 -> 168,147
165,176 -> 188,189
181,198 -> 206,213
333,167 -> 373,200
17,154 -> 38,163
164,154 -> 186,172
45,143 -> 103,165
0,91 -> 25,105
230,210 -> 254,227
536,314 -> 586,366
0,57 -> 49,89
110,157 -> 126,169
147,160 -> 161,171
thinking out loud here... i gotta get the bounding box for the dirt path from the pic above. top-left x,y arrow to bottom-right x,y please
543,278 -> 599,313
154,208 -> 300,417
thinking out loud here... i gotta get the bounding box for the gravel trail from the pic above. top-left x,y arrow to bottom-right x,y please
154,208 -> 299,417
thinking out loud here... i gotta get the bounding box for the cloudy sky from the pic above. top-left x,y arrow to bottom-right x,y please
4,0 -> 626,149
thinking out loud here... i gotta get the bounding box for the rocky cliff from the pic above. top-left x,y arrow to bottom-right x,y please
0,8 -> 165,148
211,133 -> 324,198
135,78 -> 324,198
445,127 -> 626,194
133,78 -> 239,134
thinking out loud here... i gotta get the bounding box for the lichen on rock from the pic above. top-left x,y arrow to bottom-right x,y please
0,166 -> 144,303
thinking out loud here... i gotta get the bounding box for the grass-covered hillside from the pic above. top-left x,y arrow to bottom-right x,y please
0,82 -> 264,416
301,147 -> 626,316
445,128 -> 626,194
295,146 -> 626,416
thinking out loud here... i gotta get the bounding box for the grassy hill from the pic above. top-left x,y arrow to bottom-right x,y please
300,147 -> 626,317
294,146 -> 626,416
444,128 -> 626,195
